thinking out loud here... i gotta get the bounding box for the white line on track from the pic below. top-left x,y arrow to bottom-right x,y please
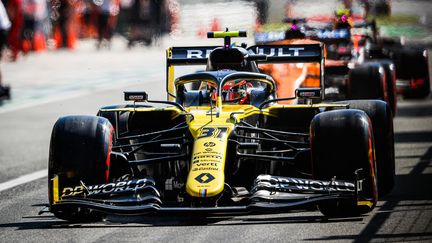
0,80 -> 143,115
0,169 -> 47,193
0,71 -> 162,115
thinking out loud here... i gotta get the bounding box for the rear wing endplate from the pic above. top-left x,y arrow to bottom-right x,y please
166,46 -> 217,99
167,46 -> 218,65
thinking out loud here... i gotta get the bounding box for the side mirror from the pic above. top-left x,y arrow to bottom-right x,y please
296,88 -> 321,104
124,91 -> 148,102
296,88 -> 321,99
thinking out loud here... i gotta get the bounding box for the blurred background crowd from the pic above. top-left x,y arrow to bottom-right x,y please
0,0 -> 430,101
0,0 -> 179,60
2,0 -> 430,62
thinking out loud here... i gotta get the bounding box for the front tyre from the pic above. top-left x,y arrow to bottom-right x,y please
344,100 -> 395,197
48,115 -> 114,222
311,109 -> 378,217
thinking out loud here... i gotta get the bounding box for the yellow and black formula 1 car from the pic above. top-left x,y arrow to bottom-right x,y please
47,31 -> 395,221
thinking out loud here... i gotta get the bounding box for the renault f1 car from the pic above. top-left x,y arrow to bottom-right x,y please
47,31 -> 395,222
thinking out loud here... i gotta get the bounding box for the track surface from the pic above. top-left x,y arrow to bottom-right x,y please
0,36 -> 431,242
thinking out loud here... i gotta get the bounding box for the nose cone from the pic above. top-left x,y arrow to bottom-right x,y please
186,172 -> 224,198
186,132 -> 229,198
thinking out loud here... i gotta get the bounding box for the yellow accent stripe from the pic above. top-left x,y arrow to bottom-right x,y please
52,176 -> 59,204
211,31 -> 242,38
166,47 -> 172,59
168,64 -> 175,101
357,200 -> 374,208
216,96 -> 223,108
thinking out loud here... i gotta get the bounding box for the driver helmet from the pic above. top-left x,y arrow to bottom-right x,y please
334,7 -> 352,29
221,79 -> 249,104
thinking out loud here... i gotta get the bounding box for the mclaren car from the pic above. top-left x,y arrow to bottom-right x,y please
46,31 -> 395,221
255,14 -> 400,115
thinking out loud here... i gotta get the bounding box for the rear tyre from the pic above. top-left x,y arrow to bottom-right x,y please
344,100 -> 395,197
375,60 -> 397,116
393,49 -> 430,99
348,62 -> 387,101
311,109 -> 377,217
48,115 -> 113,222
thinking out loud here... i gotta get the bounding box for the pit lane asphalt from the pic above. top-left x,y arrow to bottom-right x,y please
0,38 -> 431,242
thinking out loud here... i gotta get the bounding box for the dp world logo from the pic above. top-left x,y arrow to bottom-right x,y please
195,173 -> 215,183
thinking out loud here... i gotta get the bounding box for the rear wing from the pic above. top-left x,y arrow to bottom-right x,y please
166,43 -> 325,100
247,44 -> 323,63
255,29 -> 350,45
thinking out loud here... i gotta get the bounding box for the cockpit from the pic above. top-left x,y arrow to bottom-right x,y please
175,71 -> 275,107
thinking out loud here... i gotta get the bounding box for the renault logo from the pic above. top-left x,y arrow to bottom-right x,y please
195,173 -> 215,183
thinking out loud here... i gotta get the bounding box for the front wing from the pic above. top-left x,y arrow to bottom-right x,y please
48,174 -> 366,216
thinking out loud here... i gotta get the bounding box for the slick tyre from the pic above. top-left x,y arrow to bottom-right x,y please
375,60 -> 397,116
343,100 -> 395,197
311,109 -> 378,217
348,62 -> 388,101
48,115 -> 114,222
393,49 -> 430,99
